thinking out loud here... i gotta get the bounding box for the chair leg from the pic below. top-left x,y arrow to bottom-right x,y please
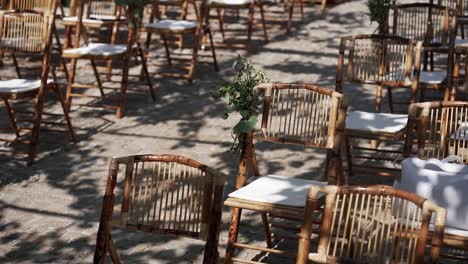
462,24 -> 466,39
206,27 -> 219,72
90,59 -> 105,97
3,99 -> 20,138
387,87 -> 394,113
325,150 -> 339,185
27,86 -> 46,166
65,58 -> 78,110
50,69 -> 76,143
216,8 -> 226,42
300,0 -> 304,21
225,207 -> 242,264
320,0 -> 327,14
261,213 -> 273,248
247,5 -> 254,45
161,34 -> 172,66
116,56 -> 130,119
53,27 -> 70,81
137,45 -> 156,101
344,135 -> 353,178
287,2 -> 293,34
108,236 -> 121,264
259,5 -> 269,43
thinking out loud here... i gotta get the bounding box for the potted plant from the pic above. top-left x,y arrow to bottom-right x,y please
367,0 -> 390,34
213,55 -> 269,151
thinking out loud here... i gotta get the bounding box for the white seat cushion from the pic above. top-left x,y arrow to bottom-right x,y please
209,0 -> 253,5
451,122 -> 468,140
345,111 -> 408,133
62,15 -> 124,24
62,16 -> 107,25
144,20 -> 197,31
455,38 -> 468,48
227,175 -> 326,207
0,79 -> 53,94
398,158 -> 468,232
420,71 -> 446,85
63,43 -> 127,57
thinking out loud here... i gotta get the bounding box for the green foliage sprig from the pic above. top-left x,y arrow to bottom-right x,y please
213,55 -> 269,151
367,0 -> 390,34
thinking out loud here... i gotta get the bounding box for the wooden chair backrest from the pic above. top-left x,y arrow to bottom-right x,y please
108,154 -> 225,240
336,34 -> 422,112
0,8 -> 56,54
388,3 -> 456,48
298,185 -> 446,264
405,101 -> 468,163
8,0 -> 54,13
86,0 -> 120,20
148,0 -> 191,20
254,83 -> 346,151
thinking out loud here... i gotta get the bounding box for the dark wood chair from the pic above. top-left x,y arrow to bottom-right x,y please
93,154 -> 225,264
297,185 -> 447,264
62,0 -> 155,119
224,83 -> 347,263
0,2 -> 75,165
143,0 -> 218,82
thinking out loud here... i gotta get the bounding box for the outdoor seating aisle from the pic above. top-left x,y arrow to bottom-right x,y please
0,0 -> 460,264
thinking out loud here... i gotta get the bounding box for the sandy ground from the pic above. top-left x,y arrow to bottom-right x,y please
0,1 -> 412,263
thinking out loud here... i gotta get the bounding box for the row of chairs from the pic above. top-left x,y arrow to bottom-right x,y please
0,0 -> 325,164
92,82 -> 468,263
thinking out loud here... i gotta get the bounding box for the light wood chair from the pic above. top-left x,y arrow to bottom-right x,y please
93,154 -> 225,264
0,4 -> 75,165
8,0 -> 70,80
143,0 -> 218,82
405,101 -> 468,163
224,83 -> 347,263
388,3 -> 457,101
63,0 -> 155,119
336,35 -> 423,178
296,185 -> 447,264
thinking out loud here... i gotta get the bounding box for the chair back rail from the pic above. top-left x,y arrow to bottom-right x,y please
405,101 -> 468,163
297,185 -> 447,264
255,83 -> 345,150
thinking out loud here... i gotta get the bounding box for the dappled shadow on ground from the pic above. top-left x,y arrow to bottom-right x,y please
0,1 -> 376,263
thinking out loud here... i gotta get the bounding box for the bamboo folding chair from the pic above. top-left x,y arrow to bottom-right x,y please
0,4 -> 75,165
388,3 -> 457,101
143,0 -> 218,82
8,0 -> 70,80
224,83 -> 347,263
404,101 -> 468,163
296,185 -> 447,264
62,1 -> 155,119
93,154 -> 225,264
61,0 -> 125,80
206,0 -> 269,48
337,35 -> 423,178
403,102 -> 468,261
